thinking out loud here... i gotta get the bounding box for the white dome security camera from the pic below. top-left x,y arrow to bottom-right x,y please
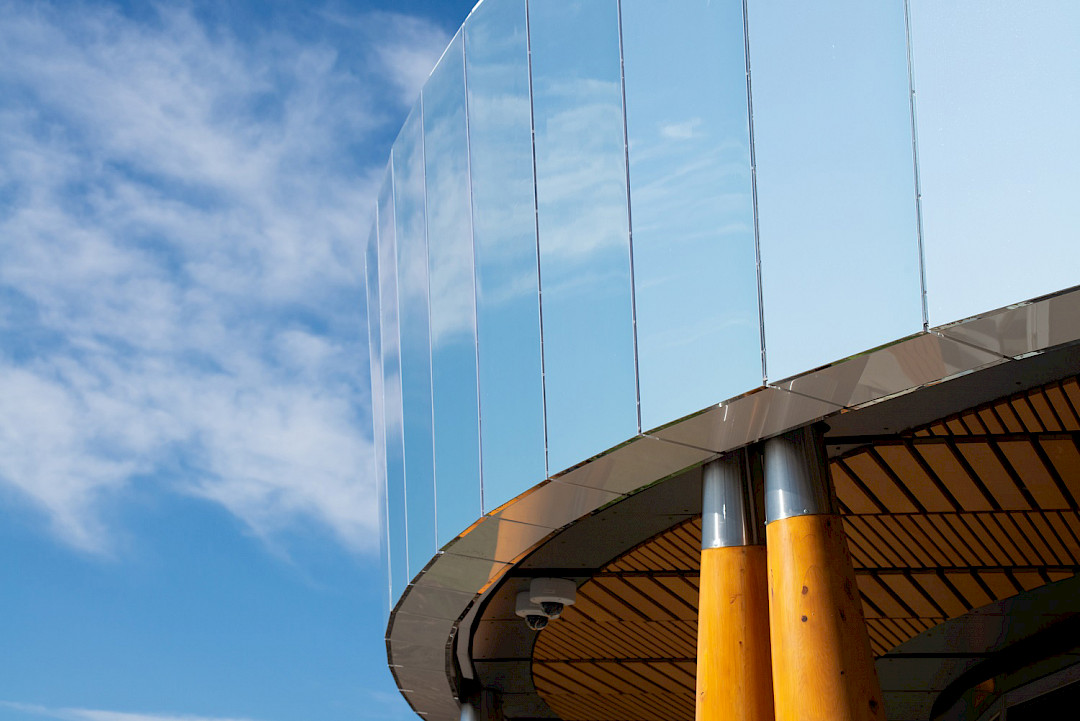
515,591 -> 548,631
529,578 -> 576,620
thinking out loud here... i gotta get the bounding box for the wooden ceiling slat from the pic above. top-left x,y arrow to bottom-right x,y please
1060,379 -> 1080,421
620,660 -> 690,696
857,574 -> 914,618
576,661 -> 649,696
624,576 -> 697,620
876,574 -> 942,618
877,618 -> 918,648
1045,385 -> 1080,431
915,445 -> 995,511
911,572 -> 969,617
944,572 -> 994,608
572,623 -> 652,661
924,515 -> 977,566
996,440 -> 1071,509
993,402 -> 1025,433
864,621 -> 895,655
1013,571 -> 1046,591
594,577 -> 680,623
943,515 -> 998,565
974,513 -> 1028,566
849,515 -> 910,567
1048,511 -> 1080,561
574,586 -> 628,624
840,519 -> 879,568
895,515 -> 953,566
659,660 -> 698,689
879,515 -> 935,567
1038,438 -> 1080,509
831,461 -> 885,514
956,443 -> 1030,510
963,514 -> 1014,565
1003,570 -> 1027,595
911,515 -> 967,566
660,533 -> 702,570
1027,511 -> 1071,565
999,513 -> 1047,565
875,445 -> 956,512
859,592 -> 887,620
534,662 -> 596,697
842,454 -> 918,513
976,571 -> 1017,601
1031,389 -> 1065,432
855,515 -> 921,567
1012,397 -> 1045,433
963,411 -> 989,435
1049,570 -> 1076,582
653,575 -> 699,611
978,408 -> 1007,434
946,418 -> 969,435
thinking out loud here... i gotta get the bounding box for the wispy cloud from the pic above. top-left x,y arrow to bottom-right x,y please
0,2 -> 448,554
1,701 -> 261,721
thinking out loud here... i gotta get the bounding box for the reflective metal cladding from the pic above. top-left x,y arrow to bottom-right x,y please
366,0 -> 1080,612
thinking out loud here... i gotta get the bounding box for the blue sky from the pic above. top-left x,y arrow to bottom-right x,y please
0,1 -> 474,720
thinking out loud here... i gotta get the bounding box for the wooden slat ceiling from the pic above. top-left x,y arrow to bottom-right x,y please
533,376 -> 1080,721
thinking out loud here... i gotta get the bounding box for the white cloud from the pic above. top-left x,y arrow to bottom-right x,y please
1,701 -> 261,721
0,2 -> 448,554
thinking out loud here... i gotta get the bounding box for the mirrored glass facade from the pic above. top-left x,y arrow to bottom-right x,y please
393,104 -> 437,579
367,0 -> 1080,606
621,0 -> 761,430
464,0 -> 547,512
425,32 -> 483,552
909,1 -> 1080,325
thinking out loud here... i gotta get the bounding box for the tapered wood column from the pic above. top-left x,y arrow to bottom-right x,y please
763,426 -> 884,721
696,452 -> 774,721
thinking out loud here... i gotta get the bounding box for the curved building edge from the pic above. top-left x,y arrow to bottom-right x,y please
385,284 -> 1080,720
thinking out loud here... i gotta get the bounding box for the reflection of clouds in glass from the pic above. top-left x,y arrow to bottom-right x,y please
468,90 -> 536,308
534,83 -> 628,263
423,129 -> 475,346
465,0 -> 547,508
529,0 -> 638,472
392,105 -> 430,316
660,117 -> 702,140
621,0 -> 762,428
423,35 -> 476,349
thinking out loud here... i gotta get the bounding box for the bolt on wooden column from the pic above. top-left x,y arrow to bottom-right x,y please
763,426 -> 884,721
696,450 -> 774,721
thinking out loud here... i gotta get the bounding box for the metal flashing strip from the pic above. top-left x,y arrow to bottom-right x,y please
386,285 -> 1080,721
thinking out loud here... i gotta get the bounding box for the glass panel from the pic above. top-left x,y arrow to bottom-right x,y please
748,0 -> 922,381
364,222 -> 390,616
424,32 -> 483,546
393,103 -> 437,578
378,163 -> 409,601
464,0 -> 547,511
621,0 -> 761,431
528,0 -> 637,473
909,2 -> 1080,325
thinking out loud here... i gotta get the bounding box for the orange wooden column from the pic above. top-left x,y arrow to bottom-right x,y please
696,452 -> 774,721
763,426 -> 884,721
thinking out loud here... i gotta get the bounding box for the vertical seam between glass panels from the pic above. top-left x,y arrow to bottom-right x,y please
372,206 -> 392,611
419,91 -> 438,548
461,29 -> 485,522
904,0 -> 930,331
524,0 -> 550,480
388,152 -> 410,580
615,0 -> 642,435
741,0 -> 767,385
